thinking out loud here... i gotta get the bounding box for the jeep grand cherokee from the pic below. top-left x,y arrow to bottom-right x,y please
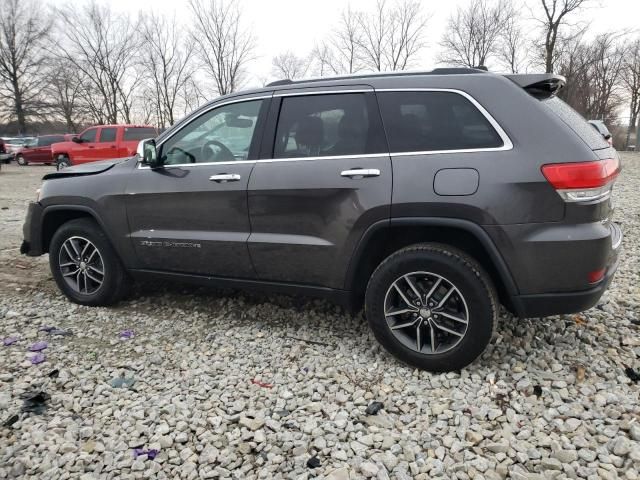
21,68 -> 622,371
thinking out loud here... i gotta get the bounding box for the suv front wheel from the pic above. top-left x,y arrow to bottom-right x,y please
365,244 -> 497,372
49,218 -> 130,306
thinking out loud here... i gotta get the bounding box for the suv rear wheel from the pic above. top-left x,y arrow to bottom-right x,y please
49,218 -> 130,306
365,244 -> 497,372
16,154 -> 27,166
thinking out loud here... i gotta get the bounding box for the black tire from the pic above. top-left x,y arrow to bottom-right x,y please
16,154 -> 27,166
365,243 -> 497,372
56,155 -> 71,170
49,218 -> 131,306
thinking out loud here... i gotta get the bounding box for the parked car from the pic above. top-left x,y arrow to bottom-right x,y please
588,120 -> 613,147
21,69 -> 622,371
0,138 -> 11,166
3,137 -> 36,158
15,134 -> 77,166
51,125 -> 158,170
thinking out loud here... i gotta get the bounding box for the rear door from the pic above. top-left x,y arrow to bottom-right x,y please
247,87 -> 391,288
125,95 -> 270,277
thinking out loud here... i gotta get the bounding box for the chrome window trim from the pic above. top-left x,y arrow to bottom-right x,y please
137,94 -> 272,170
137,87 -> 512,170
374,88 -> 513,154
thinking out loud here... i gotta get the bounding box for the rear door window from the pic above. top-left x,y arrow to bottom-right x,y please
99,127 -> 117,142
543,98 -> 609,149
38,136 -> 64,147
273,93 -> 386,158
377,91 -> 504,153
123,127 -> 157,141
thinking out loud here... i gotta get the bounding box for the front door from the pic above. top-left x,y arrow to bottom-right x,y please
74,127 -> 100,164
247,89 -> 392,288
125,96 -> 270,277
97,127 -> 119,159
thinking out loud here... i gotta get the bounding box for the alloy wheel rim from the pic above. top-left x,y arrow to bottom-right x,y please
58,236 -> 105,294
383,271 -> 469,355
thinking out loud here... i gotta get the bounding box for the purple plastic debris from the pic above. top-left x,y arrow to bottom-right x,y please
29,341 -> 48,352
3,337 -> 18,346
133,448 -> 159,459
39,326 -> 56,333
30,353 -> 46,364
119,330 -> 134,339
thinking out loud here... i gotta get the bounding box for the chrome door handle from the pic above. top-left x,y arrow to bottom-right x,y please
340,168 -> 381,178
209,173 -> 241,182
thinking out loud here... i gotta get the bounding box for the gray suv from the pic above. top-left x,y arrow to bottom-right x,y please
21,69 -> 622,371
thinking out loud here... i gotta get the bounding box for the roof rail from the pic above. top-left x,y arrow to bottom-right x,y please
264,68 -> 488,88
266,79 -> 294,87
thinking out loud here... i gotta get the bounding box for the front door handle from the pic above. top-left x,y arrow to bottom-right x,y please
209,173 -> 241,182
340,168 -> 381,178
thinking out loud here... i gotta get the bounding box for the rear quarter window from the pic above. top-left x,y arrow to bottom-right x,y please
123,127 -> 157,141
542,97 -> 608,150
377,91 -> 504,153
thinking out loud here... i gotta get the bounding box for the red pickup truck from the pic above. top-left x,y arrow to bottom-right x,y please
51,125 -> 157,169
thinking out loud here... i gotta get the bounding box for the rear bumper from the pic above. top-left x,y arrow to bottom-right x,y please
21,202 -> 44,256
0,153 -> 13,163
511,222 -> 622,317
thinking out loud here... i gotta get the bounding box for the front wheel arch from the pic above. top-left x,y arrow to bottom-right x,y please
41,207 -> 117,257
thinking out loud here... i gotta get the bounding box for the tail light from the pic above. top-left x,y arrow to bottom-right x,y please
541,157 -> 620,203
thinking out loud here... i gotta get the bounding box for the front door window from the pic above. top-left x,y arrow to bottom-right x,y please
160,100 -> 263,165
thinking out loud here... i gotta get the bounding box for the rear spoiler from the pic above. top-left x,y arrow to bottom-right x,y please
504,74 -> 566,99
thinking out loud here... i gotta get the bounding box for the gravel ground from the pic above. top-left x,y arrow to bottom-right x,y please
1,156 -> 639,480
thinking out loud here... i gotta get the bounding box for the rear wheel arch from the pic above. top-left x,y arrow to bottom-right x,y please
345,218 -> 520,314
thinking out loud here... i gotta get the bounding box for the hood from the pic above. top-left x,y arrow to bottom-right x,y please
43,157 -> 131,180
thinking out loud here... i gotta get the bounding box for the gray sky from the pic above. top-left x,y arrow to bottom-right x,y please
99,0 -> 640,88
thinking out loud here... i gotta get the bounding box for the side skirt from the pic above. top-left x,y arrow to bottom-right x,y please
129,269 -> 354,310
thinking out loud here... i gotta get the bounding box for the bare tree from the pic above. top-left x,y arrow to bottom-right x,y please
384,0 -> 428,70
439,0 -> 514,68
498,13 -> 530,73
54,1 -> 140,124
623,39 -> 640,150
535,0 -> 590,73
189,0 -> 255,96
45,60 -> 86,132
557,32 -> 626,124
357,0 -> 428,72
311,7 -> 363,77
0,0 -> 51,132
272,51 -> 310,80
589,33 -> 626,121
141,13 -> 196,127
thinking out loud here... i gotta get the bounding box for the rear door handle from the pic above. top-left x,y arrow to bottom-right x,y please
340,168 -> 381,178
209,173 -> 241,182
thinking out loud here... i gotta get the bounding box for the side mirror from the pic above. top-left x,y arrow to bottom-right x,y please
72,137 -> 82,143
137,138 -> 160,168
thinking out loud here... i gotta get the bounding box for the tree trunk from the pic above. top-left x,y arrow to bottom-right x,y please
12,80 -> 27,133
